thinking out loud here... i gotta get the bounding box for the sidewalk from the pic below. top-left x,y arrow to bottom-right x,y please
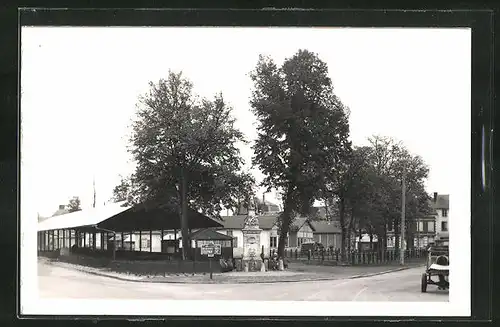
41,257 -> 424,284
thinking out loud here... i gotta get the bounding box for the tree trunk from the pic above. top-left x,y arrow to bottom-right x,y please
180,167 -> 189,260
369,231 -> 373,251
324,198 -> 329,221
277,202 -> 292,260
346,210 -> 354,256
339,194 -> 347,262
277,187 -> 295,262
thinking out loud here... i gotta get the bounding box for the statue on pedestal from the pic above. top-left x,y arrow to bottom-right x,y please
242,193 -> 263,272
243,196 -> 259,229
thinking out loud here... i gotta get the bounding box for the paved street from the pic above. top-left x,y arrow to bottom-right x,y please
38,260 -> 448,302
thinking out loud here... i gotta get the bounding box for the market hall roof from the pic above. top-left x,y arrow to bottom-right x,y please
37,201 -> 223,233
98,204 -> 223,232
37,201 -> 131,232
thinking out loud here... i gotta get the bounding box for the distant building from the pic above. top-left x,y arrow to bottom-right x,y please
51,204 -> 69,217
310,204 -> 340,222
37,212 -> 48,222
386,192 -> 449,249
213,214 -> 315,258
310,220 -> 342,249
432,193 -> 449,235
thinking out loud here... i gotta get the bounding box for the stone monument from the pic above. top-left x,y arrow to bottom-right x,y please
242,196 -> 263,272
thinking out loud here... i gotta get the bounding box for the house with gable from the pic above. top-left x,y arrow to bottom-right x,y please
310,220 -> 342,249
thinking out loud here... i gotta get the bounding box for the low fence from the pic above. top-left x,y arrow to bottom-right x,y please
56,254 -> 232,275
278,248 -> 427,266
40,250 -> 234,275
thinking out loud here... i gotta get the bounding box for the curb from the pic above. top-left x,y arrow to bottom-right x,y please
45,260 -> 424,285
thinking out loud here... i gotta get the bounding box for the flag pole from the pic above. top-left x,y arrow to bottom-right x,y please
93,174 -> 96,208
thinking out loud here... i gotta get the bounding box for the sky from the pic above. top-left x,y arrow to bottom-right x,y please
20,27 -> 471,218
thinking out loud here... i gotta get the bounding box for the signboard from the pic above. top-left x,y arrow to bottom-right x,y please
201,242 -> 222,257
214,244 -> 221,255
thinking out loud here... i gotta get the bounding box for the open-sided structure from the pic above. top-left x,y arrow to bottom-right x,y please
37,201 -> 223,258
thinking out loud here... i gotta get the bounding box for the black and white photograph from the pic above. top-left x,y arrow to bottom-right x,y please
20,26 -> 471,317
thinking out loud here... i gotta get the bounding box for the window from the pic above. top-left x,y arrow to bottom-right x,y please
427,221 -> 435,232
418,221 -> 424,232
387,222 -> 394,232
441,221 -> 448,232
442,209 -> 448,217
226,230 -> 233,236
233,237 -> 238,248
141,239 -> 150,249
270,236 -> 277,248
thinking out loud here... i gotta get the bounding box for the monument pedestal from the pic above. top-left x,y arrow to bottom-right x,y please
241,195 -> 266,272
242,227 -> 262,272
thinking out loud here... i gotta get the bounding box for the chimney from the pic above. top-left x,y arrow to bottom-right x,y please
433,192 -> 438,202
59,205 -> 65,210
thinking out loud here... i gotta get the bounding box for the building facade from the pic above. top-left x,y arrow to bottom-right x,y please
310,221 -> 342,249
385,192 -> 449,249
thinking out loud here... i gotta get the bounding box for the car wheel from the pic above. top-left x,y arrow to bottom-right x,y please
421,273 -> 427,293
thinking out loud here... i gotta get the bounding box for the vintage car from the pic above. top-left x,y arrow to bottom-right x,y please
421,233 -> 449,292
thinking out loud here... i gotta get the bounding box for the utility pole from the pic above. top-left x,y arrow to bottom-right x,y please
400,168 -> 406,265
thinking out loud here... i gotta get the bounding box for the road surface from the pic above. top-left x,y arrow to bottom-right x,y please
38,260 -> 448,302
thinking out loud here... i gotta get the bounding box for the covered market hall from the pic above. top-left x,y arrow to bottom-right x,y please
37,201 -> 224,261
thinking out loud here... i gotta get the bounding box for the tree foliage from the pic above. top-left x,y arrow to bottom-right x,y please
250,50 -> 351,259
128,70 -> 250,259
67,196 -> 82,213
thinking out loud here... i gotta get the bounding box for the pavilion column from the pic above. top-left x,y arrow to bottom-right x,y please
149,230 -> 153,252
139,230 -> 142,252
130,231 -> 133,251
84,232 -> 87,248
69,229 -> 72,248
121,232 -> 124,250
160,229 -> 164,252
174,228 -> 177,252
56,230 -> 59,249
92,231 -> 96,250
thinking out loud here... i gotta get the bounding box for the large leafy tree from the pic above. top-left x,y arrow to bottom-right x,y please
129,71 -> 248,259
323,145 -> 375,260
366,135 -> 431,252
250,50 -> 351,262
